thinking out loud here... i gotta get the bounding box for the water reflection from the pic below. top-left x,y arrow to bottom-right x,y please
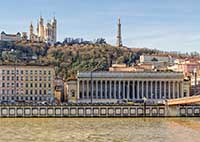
0,118 -> 199,142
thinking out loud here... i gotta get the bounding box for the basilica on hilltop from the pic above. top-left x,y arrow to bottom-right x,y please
29,16 -> 57,44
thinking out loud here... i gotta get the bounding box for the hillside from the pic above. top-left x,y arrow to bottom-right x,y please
0,40 -> 196,79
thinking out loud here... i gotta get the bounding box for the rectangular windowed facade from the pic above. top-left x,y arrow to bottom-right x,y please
0,65 -> 55,102
76,72 -> 189,103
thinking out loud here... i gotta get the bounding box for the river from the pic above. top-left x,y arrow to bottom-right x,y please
0,118 -> 199,142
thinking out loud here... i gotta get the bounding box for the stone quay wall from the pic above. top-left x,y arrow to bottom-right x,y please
0,105 -> 199,118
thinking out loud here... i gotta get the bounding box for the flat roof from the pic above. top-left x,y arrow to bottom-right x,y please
77,71 -> 184,79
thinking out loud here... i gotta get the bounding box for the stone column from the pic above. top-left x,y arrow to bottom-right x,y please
91,80 -> 94,100
132,81 -> 135,100
87,80 -> 89,99
155,81 -> 157,99
141,81 -> 144,99
180,81 -> 183,98
146,81 -> 148,99
114,80 -> 116,99
168,81 -> 171,99
150,81 -> 153,99
96,80 -> 98,99
173,81 -> 175,99
123,80 -> 125,99
100,80 -> 103,99
119,81 -> 121,99
105,80 -> 107,99
82,80 -> 85,99
137,81 -> 140,99
177,81 -> 180,98
77,80 -> 80,100
159,81 -> 162,99
164,81 -> 166,99
109,80 -> 112,99
127,81 -> 130,100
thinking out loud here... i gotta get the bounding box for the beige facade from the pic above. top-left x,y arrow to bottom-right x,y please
66,79 -> 77,103
71,72 -> 190,103
140,55 -> 175,67
0,31 -> 21,42
0,65 -> 55,102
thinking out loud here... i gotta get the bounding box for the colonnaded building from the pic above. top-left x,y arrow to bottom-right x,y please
67,72 -> 190,103
0,65 -> 55,102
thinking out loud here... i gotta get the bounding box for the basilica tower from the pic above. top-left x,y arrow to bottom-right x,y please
39,16 -> 44,39
51,17 -> 57,43
29,22 -> 34,41
116,18 -> 123,47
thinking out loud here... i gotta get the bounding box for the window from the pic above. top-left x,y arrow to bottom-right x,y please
7,83 -> 10,87
26,76 -> 28,81
48,77 -> 51,81
39,76 -> 42,81
26,90 -> 28,94
39,70 -> 42,75
44,83 -> 46,88
30,83 -> 33,88
39,90 -> 42,94
7,70 -> 10,74
35,83 -> 37,88
44,71 -> 46,75
39,83 -> 42,87
48,71 -> 51,75
35,76 -> 37,81
26,83 -> 28,87
35,70 -> 37,74
21,77 -> 23,81
30,76 -> 33,81
21,70 -> 23,74
26,70 -> 28,74
2,70 -> 5,74
48,83 -> 51,88
30,70 -> 33,74
12,76 -> 14,80
2,83 -> 5,87
35,90 -> 37,94
44,90 -> 46,95
7,76 -> 10,81
2,76 -> 5,80
30,90 -> 33,95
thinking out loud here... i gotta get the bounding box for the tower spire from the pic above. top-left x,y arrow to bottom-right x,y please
116,18 -> 122,47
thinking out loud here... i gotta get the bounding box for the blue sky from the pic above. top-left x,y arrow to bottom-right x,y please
0,0 -> 200,53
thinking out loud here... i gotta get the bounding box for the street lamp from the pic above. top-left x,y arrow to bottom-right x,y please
194,68 -> 197,96
90,71 -> 93,104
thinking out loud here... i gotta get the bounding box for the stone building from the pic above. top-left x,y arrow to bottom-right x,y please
66,71 -> 190,103
0,65 -> 55,102
66,78 -> 77,103
0,31 -> 22,41
140,55 -> 175,67
29,16 -> 57,44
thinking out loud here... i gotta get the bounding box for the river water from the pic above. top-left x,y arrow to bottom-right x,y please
0,118 -> 200,142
